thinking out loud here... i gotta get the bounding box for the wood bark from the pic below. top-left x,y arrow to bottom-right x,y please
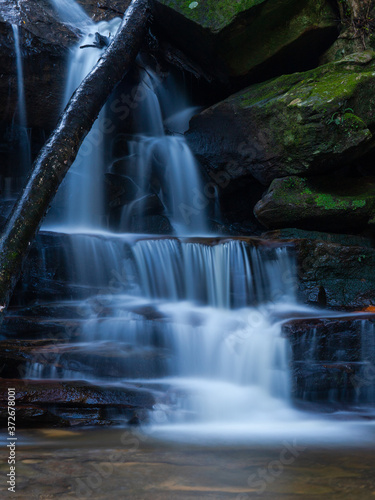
0,0 -> 151,320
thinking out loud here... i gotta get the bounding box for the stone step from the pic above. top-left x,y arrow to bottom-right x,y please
0,379 -> 155,427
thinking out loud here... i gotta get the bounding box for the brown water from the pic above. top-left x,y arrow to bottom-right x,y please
1,428 -> 375,499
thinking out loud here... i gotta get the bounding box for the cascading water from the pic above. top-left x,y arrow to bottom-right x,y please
26,236 -> 296,428
49,0 -> 93,30
12,25 -> 27,132
9,24 -> 31,192
44,17 -> 122,229
20,0 -> 375,441
117,66 -> 208,234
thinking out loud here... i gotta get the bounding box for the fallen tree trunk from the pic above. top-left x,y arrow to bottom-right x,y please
0,0 -> 151,320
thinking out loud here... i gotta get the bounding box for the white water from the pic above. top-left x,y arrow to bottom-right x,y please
49,0 -> 93,30
118,67 -> 208,234
44,17 -> 121,229
21,0 -> 375,442
26,235 -> 296,426
11,24 -> 31,181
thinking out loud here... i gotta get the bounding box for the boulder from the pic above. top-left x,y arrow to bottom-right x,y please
154,0 -> 337,85
105,173 -> 139,208
0,0 -> 128,132
0,379 -> 154,426
128,214 -> 174,234
186,51 -> 375,185
261,228 -> 375,309
263,228 -> 374,248
0,340 -> 169,380
294,238 -> 375,309
283,316 -> 375,404
254,175 -> 375,232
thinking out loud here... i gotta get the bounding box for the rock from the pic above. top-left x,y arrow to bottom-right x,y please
0,0 -> 128,132
292,361 -> 365,404
2,315 -> 82,341
293,238 -> 375,309
283,317 -> 375,362
154,0 -> 337,85
214,175 -> 264,233
186,51 -> 375,185
0,340 -> 169,380
254,175 -> 375,232
120,194 -> 165,219
105,173 -> 139,208
0,4 -> 74,132
283,316 -> 375,404
0,379 -> 155,427
262,228 -> 374,248
76,1 -> 131,22
129,214 -> 174,234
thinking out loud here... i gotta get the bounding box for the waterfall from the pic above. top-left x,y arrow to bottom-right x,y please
25,231 -> 297,426
359,320 -> 375,404
12,25 -> 27,131
22,0 -> 375,437
49,0 -> 93,30
11,25 -> 31,185
44,17 -> 122,229
23,0 -> 297,423
117,66 -> 208,235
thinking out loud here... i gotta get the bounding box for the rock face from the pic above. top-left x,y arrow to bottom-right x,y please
0,380 -> 154,426
294,237 -> 375,309
154,0 -> 337,85
283,316 -> 375,404
254,175 -> 375,232
262,228 -> 375,309
186,51 -> 375,185
0,0 -> 128,132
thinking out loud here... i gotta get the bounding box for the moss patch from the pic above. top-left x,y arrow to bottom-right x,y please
158,0 -> 266,31
254,175 -> 375,232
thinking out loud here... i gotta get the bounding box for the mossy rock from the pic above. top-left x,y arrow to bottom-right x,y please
154,0 -> 337,83
254,175 -> 375,232
187,51 -> 375,184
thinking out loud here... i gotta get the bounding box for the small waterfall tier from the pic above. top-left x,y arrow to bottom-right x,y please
23,232 -> 297,424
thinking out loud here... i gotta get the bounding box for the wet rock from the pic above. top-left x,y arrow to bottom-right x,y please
214,175 -> 264,233
39,344 -> 167,379
283,317 -> 375,362
0,9 -> 73,132
294,239 -> 375,309
154,0 -> 337,86
292,361 -> 365,404
120,194 -> 165,219
284,316 -> 375,404
105,173 -> 139,208
263,229 -> 374,248
129,214 -> 174,234
2,315 -> 83,341
254,175 -> 375,232
0,379 -> 155,427
186,51 -> 375,185
76,0 -> 131,21
0,0 -> 129,132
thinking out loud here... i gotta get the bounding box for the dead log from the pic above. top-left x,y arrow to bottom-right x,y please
0,0 -> 151,320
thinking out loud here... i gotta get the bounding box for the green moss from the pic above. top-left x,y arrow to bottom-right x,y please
352,200 -> 367,208
236,53 -> 375,110
159,0 -> 265,31
271,177 -> 373,213
158,0 -> 336,77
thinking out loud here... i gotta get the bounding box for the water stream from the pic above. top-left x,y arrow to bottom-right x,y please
9,24 -> 31,194
13,0 -> 375,440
